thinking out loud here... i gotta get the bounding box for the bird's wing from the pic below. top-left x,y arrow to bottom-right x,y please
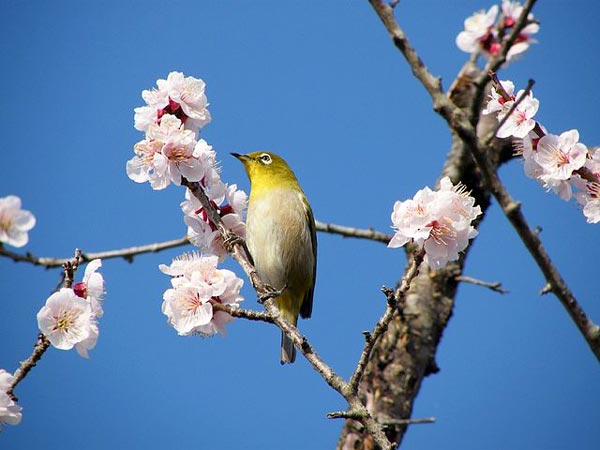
299,195 -> 317,319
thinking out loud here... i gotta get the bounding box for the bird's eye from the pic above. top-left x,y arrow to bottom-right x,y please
259,153 -> 272,165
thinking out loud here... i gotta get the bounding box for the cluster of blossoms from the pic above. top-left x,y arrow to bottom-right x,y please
129,72 -> 246,335
160,253 -> 243,336
0,195 -> 36,248
456,0 -> 539,62
36,260 -> 105,358
0,370 -> 21,430
483,79 -> 600,223
388,177 -> 482,269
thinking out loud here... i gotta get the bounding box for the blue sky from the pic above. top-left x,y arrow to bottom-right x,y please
1,1 -> 599,449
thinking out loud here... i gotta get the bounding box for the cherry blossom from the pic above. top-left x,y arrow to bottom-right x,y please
0,195 -> 36,248
160,253 -> 243,336
134,71 -> 211,135
388,177 -> 481,269
0,369 -> 21,430
37,288 -> 95,351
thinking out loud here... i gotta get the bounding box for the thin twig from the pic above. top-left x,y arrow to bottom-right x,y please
0,236 -> 191,268
6,333 -> 50,401
315,220 -> 392,244
348,249 -> 425,394
381,417 -> 435,426
0,222 -> 390,269
455,275 -> 508,294
212,303 -> 275,323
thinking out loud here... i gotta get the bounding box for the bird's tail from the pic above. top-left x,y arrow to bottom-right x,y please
280,331 -> 296,364
277,292 -> 300,364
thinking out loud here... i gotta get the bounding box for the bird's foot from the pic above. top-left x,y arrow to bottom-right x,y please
222,231 -> 243,253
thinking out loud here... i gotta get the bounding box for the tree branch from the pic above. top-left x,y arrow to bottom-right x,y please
0,223 -> 390,269
455,275 -> 508,294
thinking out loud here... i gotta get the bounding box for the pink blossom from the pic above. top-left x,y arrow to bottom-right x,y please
456,5 -> 499,53
160,253 -> 243,337
388,177 -> 481,269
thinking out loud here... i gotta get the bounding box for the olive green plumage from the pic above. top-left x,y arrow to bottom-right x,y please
232,151 -> 317,364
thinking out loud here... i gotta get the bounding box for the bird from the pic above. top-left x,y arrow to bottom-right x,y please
232,151 -> 317,364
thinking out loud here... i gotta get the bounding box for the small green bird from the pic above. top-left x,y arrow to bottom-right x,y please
232,151 -> 317,364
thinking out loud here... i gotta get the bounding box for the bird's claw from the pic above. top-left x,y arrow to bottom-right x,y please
222,232 -> 243,253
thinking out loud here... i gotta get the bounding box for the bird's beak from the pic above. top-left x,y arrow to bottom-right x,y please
231,152 -> 250,162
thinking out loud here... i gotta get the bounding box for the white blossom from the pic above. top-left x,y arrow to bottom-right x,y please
0,370 -> 22,430
37,288 -> 95,351
0,195 -> 36,248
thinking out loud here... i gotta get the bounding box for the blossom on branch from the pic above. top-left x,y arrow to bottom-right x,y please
0,195 -> 36,248
160,253 -> 244,337
134,71 -> 211,136
388,177 -> 482,269
535,130 -> 587,182
495,89 -> 539,138
456,1 -> 538,62
0,369 -> 22,430
182,184 -> 247,259
127,116 -> 216,190
37,288 -> 96,351
37,260 -> 106,358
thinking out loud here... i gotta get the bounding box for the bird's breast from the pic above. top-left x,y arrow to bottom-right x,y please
246,188 -> 314,292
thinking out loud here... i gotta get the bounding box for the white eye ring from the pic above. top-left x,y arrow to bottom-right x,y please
259,153 -> 272,165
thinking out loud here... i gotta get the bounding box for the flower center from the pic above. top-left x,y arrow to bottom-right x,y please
427,218 -> 456,245
53,311 -> 75,332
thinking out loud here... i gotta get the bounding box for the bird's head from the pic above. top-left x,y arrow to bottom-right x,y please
231,151 -> 300,190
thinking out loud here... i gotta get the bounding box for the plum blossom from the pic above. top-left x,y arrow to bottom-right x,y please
0,370 -> 22,430
37,288 -> 95,351
182,184 -> 247,260
501,1 -> 539,61
535,130 -> 587,181
495,89 -> 539,139
160,253 -> 243,336
388,177 -> 481,269
482,80 -> 514,115
456,5 -> 499,54
0,195 -> 36,248
456,1 -> 538,61
127,116 -> 216,190
73,259 -> 105,317
134,71 -> 211,135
